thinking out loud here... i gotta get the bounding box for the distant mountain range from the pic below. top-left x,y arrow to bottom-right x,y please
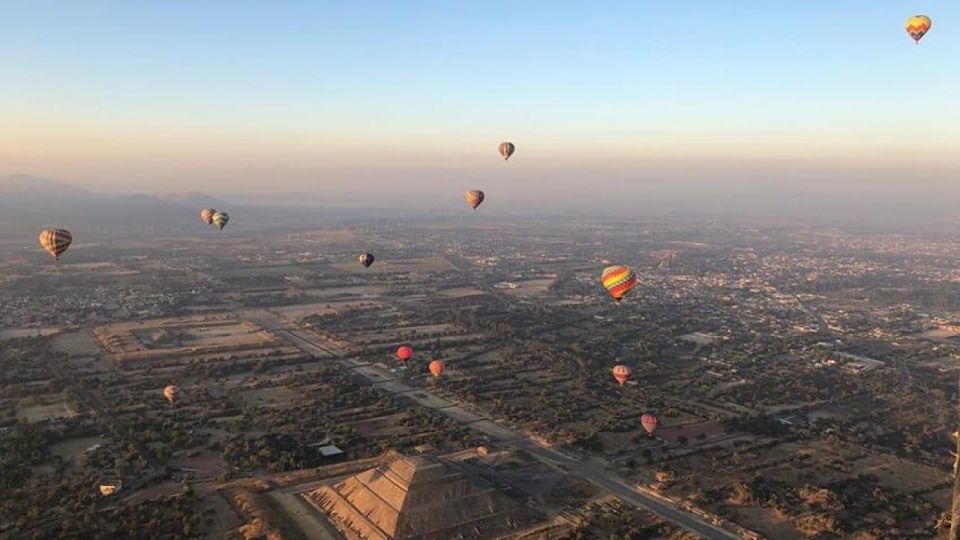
0,174 -> 417,240
0,174 -> 230,237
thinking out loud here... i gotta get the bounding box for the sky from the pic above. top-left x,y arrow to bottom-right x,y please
2,1 -> 959,210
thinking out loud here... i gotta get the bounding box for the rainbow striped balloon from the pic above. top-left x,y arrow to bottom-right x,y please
905,15 -> 931,44
601,265 -> 637,302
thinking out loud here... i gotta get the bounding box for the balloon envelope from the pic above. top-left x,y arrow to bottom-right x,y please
163,385 -> 179,404
212,211 -> 230,230
396,345 -> 413,362
612,365 -> 631,386
464,190 -> 485,210
200,208 -> 216,225
429,360 -> 444,377
601,265 -> 638,302
359,252 -> 375,268
641,413 -> 659,435
39,229 -> 72,261
905,15 -> 932,43
499,141 -> 515,161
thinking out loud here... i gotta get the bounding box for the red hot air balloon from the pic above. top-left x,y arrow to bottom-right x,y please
396,345 -> 413,362
429,360 -> 444,377
612,365 -> 631,386
641,413 -> 659,436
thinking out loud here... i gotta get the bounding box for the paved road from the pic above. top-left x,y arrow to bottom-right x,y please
257,318 -> 740,540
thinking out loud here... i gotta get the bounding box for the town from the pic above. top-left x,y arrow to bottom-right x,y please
1,215 -> 957,538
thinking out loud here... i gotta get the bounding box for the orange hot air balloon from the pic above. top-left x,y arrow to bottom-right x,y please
163,385 -> 179,404
429,360 -> 444,377
905,15 -> 932,44
612,365 -> 631,386
641,413 -> 659,435
200,208 -> 217,225
601,265 -> 637,303
464,190 -> 485,210
39,229 -> 73,261
396,345 -> 413,362
499,141 -> 515,161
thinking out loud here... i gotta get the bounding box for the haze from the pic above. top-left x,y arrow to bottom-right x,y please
3,1 -> 959,212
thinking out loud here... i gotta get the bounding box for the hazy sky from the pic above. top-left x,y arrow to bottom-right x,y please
3,1 -> 959,208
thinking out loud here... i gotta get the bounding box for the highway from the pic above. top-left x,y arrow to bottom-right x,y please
256,315 -> 740,540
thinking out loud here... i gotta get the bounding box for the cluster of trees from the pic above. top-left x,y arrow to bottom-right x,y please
222,433 -> 320,472
0,419 -> 202,537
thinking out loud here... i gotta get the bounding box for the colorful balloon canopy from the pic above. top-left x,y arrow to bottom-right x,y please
429,360 -> 444,378
200,208 -> 216,225
499,141 -> 515,161
905,15 -> 932,44
396,345 -> 413,362
464,190 -> 485,210
612,365 -> 632,386
39,229 -> 73,261
212,211 -> 230,230
163,385 -> 179,404
601,265 -> 637,303
359,252 -> 375,268
641,413 -> 659,435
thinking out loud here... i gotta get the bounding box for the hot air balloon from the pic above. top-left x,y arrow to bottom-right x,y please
601,265 -> 637,303
396,345 -> 413,362
464,190 -> 485,210
359,252 -> 375,268
429,360 -> 444,377
39,229 -> 73,261
200,208 -> 217,225
905,15 -> 932,44
163,385 -> 179,404
212,211 -> 230,230
641,413 -> 659,436
499,141 -> 515,161
612,365 -> 632,386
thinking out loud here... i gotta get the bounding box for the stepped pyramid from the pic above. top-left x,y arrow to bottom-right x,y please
306,452 -> 531,539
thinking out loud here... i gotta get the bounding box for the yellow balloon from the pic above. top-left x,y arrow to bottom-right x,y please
905,15 -> 932,44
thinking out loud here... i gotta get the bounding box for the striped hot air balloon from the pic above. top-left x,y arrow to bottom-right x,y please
641,413 -> 659,436
396,345 -> 413,362
612,365 -> 631,386
429,360 -> 444,378
905,15 -> 932,44
39,229 -> 73,261
212,211 -> 230,230
499,141 -> 515,161
601,265 -> 637,303
200,208 -> 217,225
359,252 -> 375,268
464,190 -> 485,210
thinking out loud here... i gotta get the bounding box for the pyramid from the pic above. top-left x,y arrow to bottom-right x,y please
306,452 -> 531,540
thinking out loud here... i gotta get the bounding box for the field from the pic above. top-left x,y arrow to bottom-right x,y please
49,330 -> 102,355
16,394 -> 77,421
48,436 -> 106,473
267,300 -> 383,323
496,277 -> 556,297
0,327 -> 61,340
325,256 -> 451,274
